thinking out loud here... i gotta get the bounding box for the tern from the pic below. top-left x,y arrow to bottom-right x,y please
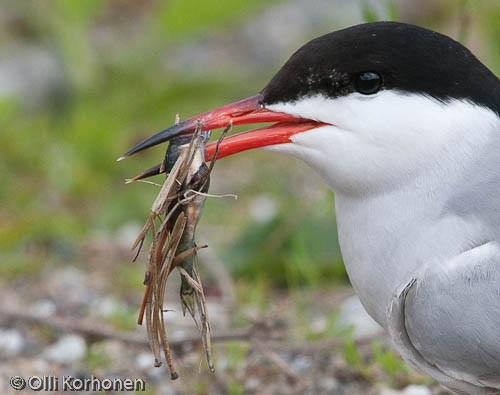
119,22 -> 500,394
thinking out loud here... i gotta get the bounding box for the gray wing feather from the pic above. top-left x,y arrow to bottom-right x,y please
388,242 -> 500,394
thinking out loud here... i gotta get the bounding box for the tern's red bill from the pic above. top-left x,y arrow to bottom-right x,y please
118,93 -> 325,162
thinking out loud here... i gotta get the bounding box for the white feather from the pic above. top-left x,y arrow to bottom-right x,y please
264,90 -> 500,325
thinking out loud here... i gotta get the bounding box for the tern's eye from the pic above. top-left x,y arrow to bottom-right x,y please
355,72 -> 382,95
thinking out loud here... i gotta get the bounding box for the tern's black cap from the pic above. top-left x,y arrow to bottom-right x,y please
261,22 -> 500,116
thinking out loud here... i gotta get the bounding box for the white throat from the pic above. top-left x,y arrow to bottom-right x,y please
265,91 -> 500,325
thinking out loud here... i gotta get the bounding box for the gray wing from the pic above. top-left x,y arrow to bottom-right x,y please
388,241 -> 500,395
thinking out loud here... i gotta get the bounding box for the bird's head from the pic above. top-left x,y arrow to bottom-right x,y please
119,22 -> 500,194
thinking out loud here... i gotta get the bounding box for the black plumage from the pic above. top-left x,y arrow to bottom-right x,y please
262,22 -> 500,116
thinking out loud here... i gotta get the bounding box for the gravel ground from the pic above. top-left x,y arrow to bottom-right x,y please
0,238 -> 454,395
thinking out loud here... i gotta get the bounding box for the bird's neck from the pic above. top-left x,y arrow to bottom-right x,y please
268,93 -> 500,325
334,118 -> 500,327
334,185 -> 442,326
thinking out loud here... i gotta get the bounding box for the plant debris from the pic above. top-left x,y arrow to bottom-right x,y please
128,120 -> 232,379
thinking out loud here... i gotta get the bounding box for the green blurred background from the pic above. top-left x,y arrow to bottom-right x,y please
1,1 -> 499,393
2,0 -> 499,288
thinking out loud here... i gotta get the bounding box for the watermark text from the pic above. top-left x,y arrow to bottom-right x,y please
8,375 -> 145,391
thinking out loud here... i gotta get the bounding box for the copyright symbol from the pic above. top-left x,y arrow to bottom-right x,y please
10,376 -> 26,390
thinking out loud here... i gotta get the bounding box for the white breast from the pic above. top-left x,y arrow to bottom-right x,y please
265,91 -> 500,326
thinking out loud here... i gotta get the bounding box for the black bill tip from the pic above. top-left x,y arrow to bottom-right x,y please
118,119 -> 193,161
125,163 -> 163,183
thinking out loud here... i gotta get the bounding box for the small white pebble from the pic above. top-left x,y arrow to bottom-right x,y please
290,354 -> 311,372
95,296 -> 122,317
31,357 -> 49,372
378,387 -> 401,395
30,299 -> 56,318
156,382 -> 176,395
318,377 -> 339,392
0,329 -> 24,357
338,295 -> 383,340
309,316 -> 327,334
135,352 -> 154,370
43,335 -> 86,364
403,385 -> 432,395
244,377 -> 261,391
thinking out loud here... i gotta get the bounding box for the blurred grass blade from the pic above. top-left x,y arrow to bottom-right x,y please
386,0 -> 398,21
361,2 -> 379,23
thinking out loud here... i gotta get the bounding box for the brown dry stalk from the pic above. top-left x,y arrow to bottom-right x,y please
129,122 -> 232,379
170,245 -> 208,273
